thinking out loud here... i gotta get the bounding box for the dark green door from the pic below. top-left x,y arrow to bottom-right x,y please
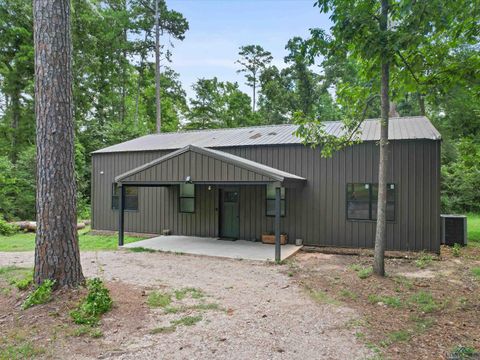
220,188 -> 240,239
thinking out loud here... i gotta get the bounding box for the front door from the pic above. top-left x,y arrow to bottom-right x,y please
219,188 -> 240,239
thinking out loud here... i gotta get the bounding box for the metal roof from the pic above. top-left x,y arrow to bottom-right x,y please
94,116 -> 441,154
116,145 -> 306,184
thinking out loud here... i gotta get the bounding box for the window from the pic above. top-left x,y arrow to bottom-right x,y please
179,183 -> 195,213
347,183 -> 395,221
112,184 -> 138,211
266,184 -> 286,217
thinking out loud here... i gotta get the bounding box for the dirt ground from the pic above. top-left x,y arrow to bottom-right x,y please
287,246 -> 480,359
0,250 -> 370,360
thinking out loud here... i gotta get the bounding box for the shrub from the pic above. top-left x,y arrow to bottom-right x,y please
70,278 -> 112,325
22,279 -> 55,309
0,217 -> 19,236
452,243 -> 462,257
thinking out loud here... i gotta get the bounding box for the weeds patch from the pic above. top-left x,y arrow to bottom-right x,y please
147,291 -> 172,308
308,289 -> 340,305
415,252 -> 434,269
368,294 -> 403,308
449,345 -> 478,359
70,278 -> 112,326
408,291 -> 441,313
174,287 -> 204,300
171,315 -> 202,326
0,266 -> 33,292
22,279 -> 55,309
0,341 -> 45,360
471,267 -> 480,280
150,325 -> 176,334
349,264 -> 373,279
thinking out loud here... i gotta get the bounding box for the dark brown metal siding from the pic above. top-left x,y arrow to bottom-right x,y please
121,151 -> 271,183
91,140 -> 441,251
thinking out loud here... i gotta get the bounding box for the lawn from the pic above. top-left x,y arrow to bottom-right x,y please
468,213 -> 480,244
0,227 -> 144,252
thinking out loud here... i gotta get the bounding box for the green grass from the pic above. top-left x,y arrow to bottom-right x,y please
171,315 -> 203,326
408,291 -> 441,313
147,291 -> 172,308
0,342 -> 45,360
0,266 -> 32,287
174,287 -> 204,300
368,294 -> 403,308
471,267 -> 480,280
0,227 -> 145,252
308,289 -> 340,305
467,213 -> 480,244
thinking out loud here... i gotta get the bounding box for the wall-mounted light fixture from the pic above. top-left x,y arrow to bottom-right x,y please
185,176 -> 192,184
100,171 -> 104,175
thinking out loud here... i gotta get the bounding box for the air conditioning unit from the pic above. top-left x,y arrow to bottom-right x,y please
441,215 -> 467,246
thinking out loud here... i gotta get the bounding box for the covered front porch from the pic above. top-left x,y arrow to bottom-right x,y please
115,145 -> 306,261
122,235 -> 302,261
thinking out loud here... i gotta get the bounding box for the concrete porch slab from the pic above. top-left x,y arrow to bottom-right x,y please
122,235 -> 302,261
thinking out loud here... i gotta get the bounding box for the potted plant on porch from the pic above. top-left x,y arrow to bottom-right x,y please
261,232 -> 288,245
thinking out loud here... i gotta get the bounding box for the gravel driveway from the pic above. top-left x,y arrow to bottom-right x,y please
1,251 -> 370,360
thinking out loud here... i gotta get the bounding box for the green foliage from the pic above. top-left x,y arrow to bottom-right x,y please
0,218 -> 18,236
187,77 -> 254,129
349,264 -> 373,279
147,291 -> 172,308
466,214 -> 480,244
442,139 -> 480,213
0,266 -> 32,292
22,279 -> 55,309
452,243 -> 462,257
70,278 -> 113,326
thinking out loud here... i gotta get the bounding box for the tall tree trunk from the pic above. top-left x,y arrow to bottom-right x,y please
10,88 -> 20,163
134,31 -> 149,127
33,0 -> 84,287
155,0 -> 161,133
418,93 -> 425,116
120,0 -> 127,123
252,75 -> 256,112
373,0 -> 390,277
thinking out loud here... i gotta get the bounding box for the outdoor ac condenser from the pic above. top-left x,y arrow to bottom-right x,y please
440,215 -> 467,246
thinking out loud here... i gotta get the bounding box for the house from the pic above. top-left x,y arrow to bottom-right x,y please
91,116 -> 441,258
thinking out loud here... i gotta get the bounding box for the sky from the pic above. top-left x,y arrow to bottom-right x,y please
163,0 -> 332,100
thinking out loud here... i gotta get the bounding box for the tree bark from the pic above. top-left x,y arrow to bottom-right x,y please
252,75 -> 256,112
155,0 -> 162,133
33,0 -> 84,287
418,93 -> 425,116
373,0 -> 390,277
10,88 -> 20,163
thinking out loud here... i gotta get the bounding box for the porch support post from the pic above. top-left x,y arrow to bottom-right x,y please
275,185 -> 281,262
118,183 -> 125,246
